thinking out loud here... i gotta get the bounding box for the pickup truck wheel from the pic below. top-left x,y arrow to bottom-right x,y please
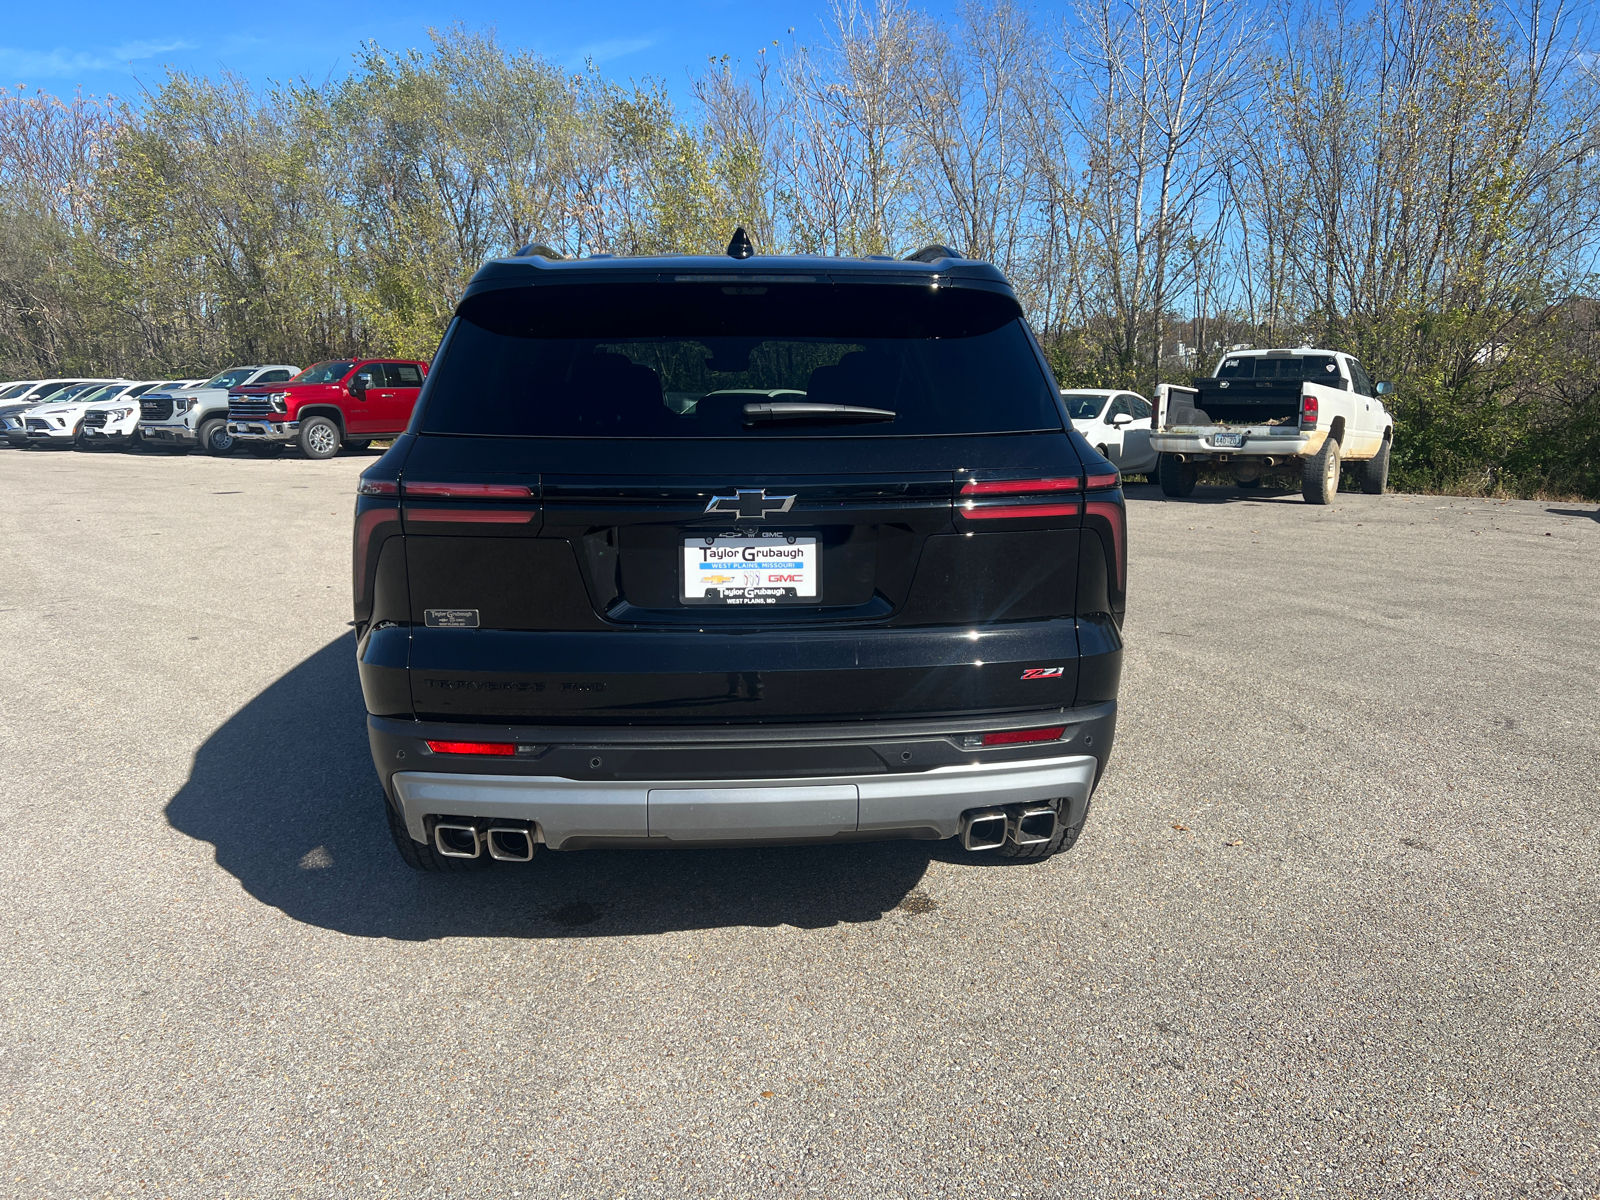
385,799 -> 492,873
993,798 -> 1092,860
199,419 -> 236,456
1157,453 -> 1197,497
299,416 -> 342,460
1236,476 -> 1261,489
1359,437 -> 1392,494
1301,438 -> 1340,504
246,442 -> 284,458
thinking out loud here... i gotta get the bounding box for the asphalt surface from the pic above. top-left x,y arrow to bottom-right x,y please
1,447 -> 1596,1199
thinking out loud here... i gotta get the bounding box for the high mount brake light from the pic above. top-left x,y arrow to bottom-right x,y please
1301,395 -> 1319,427
357,479 -> 399,496
402,482 -> 534,499
426,741 -> 516,756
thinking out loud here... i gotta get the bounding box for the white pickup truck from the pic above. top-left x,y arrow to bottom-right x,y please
1151,347 -> 1394,503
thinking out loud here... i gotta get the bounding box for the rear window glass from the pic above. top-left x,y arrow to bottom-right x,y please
1061,393 -> 1107,420
1216,354 -> 1341,382
421,282 -> 1060,438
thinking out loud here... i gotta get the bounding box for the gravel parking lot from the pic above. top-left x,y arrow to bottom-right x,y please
1,449 -> 1596,1198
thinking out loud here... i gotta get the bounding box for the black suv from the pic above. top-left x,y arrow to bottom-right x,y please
354,241 -> 1125,870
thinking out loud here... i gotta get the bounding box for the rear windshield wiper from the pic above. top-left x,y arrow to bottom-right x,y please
743,402 -> 896,424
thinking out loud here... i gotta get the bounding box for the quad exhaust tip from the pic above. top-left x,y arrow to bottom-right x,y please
432,819 -> 539,861
486,825 -> 536,862
434,821 -> 482,858
959,808 -> 1009,852
959,803 -> 1060,851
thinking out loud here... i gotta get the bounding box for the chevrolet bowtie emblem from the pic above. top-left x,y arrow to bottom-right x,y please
704,488 -> 798,520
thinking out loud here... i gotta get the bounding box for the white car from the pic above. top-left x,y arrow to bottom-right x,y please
81,380 -> 203,449
1062,388 -> 1157,474
8,380 -> 132,448
1,378 -> 122,446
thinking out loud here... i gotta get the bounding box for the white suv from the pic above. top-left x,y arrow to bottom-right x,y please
138,366 -> 299,455
7,380 -> 130,448
81,381 -> 203,449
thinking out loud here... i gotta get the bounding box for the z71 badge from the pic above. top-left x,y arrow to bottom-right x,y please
1020,666 -> 1065,680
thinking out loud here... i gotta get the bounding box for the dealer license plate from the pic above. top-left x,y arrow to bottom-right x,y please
1213,432 -> 1244,448
682,534 -> 819,605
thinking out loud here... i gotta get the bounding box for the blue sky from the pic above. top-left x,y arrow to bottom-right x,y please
0,0 -> 964,105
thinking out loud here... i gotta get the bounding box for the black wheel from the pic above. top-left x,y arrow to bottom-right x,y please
299,416 -> 342,460
342,438 -> 373,453
993,797 -> 1093,860
1236,476 -> 1261,489
1301,437 -> 1340,504
1157,453 -> 1197,497
198,418 -> 235,456
385,799 -> 493,873
1359,435 -> 1391,494
247,442 -> 285,458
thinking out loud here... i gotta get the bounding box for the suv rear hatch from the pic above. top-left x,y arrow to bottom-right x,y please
358,267 -> 1124,725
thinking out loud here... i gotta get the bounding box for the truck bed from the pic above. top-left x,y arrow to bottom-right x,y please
1168,379 -> 1301,427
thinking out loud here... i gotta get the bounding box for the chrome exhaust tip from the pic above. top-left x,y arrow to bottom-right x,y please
433,821 -> 482,859
960,807 -> 1009,852
1007,803 -> 1059,846
486,825 -> 536,862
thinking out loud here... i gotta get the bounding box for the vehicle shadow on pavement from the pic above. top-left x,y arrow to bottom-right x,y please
164,636 -> 934,940
1545,506 -> 1600,522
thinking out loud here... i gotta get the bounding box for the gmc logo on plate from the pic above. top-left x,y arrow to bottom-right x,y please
1020,667 -> 1066,680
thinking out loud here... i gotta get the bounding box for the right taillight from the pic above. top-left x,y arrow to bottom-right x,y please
958,476 -> 1081,520
1301,394 -> 1319,428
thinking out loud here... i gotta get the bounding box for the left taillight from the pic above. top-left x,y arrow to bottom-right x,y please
357,479 -> 398,496
353,478 -> 401,619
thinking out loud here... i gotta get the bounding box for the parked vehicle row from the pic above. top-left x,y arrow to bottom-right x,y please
0,357 -> 429,458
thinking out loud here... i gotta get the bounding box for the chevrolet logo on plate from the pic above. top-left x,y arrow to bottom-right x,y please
704,488 -> 797,520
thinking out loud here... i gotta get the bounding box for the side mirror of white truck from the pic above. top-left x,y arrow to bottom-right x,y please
1375,381 -> 1393,396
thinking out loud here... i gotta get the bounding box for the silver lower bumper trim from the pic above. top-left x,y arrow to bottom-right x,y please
391,754 -> 1097,850
227,420 -> 298,441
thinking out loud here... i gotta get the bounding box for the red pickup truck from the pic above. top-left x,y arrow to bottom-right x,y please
226,358 -> 429,459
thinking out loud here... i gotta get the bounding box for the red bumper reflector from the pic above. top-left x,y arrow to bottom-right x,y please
963,502 -> 1081,520
983,726 -> 1066,746
426,741 -> 516,756
960,476 -> 1080,496
402,482 -> 534,498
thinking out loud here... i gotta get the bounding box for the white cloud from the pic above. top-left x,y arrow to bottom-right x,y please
0,38 -> 196,80
573,36 -> 656,64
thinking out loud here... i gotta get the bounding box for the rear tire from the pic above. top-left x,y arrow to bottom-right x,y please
385,800 -> 492,873
1359,436 -> 1391,494
1301,437 -> 1340,504
1236,476 -> 1261,489
1157,453 -> 1197,497
299,416 -> 341,460
993,798 -> 1093,860
198,418 -> 235,456
247,442 -> 285,458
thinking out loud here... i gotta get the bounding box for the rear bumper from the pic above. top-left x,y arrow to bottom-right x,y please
227,419 -> 299,442
1150,430 -> 1318,458
389,753 -> 1098,850
370,703 -> 1114,850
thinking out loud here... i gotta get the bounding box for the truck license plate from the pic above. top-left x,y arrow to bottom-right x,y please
682,534 -> 819,605
1213,432 -> 1244,448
